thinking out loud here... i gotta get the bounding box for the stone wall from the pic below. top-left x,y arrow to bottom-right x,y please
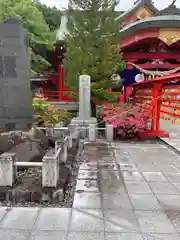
0,18 -> 33,131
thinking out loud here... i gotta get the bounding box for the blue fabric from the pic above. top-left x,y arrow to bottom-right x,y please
120,68 -> 141,86
120,68 -> 180,86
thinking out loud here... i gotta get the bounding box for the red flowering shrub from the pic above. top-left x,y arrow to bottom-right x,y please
100,103 -> 149,138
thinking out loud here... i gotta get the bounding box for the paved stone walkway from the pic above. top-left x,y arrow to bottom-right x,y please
0,141 -> 180,239
160,120 -> 180,152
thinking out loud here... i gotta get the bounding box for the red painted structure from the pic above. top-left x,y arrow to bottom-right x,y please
131,73 -> 180,138
31,0 -> 180,103
42,65 -> 77,102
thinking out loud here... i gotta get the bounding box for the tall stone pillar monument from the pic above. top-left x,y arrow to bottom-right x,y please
71,75 -> 97,125
0,18 -> 33,131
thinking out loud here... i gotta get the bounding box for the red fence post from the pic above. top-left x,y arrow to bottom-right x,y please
151,82 -> 162,133
151,85 -> 156,132
156,83 -> 163,133
58,65 -> 65,101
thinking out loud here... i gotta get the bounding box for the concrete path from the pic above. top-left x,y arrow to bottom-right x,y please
0,141 -> 180,239
160,120 -> 180,152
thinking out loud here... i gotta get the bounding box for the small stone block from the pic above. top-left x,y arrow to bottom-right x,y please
88,124 -> 96,142
0,187 -> 9,201
52,188 -> 64,202
106,124 -> 114,142
0,152 -> 16,186
31,191 -> 41,202
76,179 -> 99,192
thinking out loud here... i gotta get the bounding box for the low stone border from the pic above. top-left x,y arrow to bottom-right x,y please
0,136 -> 80,204
158,137 -> 180,155
0,123 -> 114,204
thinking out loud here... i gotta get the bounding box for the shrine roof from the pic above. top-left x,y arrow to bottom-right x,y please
155,4 -> 180,16
119,15 -> 180,38
119,0 -> 158,19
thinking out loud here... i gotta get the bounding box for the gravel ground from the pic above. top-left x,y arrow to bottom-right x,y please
0,141 -> 84,208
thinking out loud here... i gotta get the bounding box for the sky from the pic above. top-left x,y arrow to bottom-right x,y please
40,0 -> 180,11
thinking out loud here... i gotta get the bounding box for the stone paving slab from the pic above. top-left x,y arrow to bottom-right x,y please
73,192 -> 101,208
34,208 -> 71,231
67,232 -> 105,240
29,231 -> 67,240
0,141 -> 180,239
77,170 -> 98,180
0,207 -> 39,230
0,229 -> 30,240
159,120 -> 180,153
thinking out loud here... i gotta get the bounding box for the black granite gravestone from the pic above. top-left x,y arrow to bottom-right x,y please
0,18 -> 33,131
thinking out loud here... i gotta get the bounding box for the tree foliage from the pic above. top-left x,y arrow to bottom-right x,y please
33,0 -> 62,32
0,0 -> 56,75
63,0 -> 125,103
33,96 -> 72,126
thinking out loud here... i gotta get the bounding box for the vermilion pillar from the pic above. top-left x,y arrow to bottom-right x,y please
58,64 -> 65,101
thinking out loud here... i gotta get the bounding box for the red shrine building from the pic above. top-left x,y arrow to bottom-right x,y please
31,0 -> 180,102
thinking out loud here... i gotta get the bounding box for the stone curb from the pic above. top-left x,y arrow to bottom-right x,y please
158,137 -> 180,156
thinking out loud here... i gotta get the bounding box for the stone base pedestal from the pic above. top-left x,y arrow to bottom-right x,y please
71,117 -> 97,125
71,117 -> 97,138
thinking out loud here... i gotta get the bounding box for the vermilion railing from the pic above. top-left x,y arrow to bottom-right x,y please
42,90 -> 78,102
132,73 -> 180,138
42,89 -> 122,103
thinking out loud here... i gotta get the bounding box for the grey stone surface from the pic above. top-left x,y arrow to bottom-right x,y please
135,210 -> 176,233
129,194 -> 162,210
78,75 -> 91,120
34,208 -> 71,231
30,129 -> 49,149
0,140 -> 180,239
148,181 -> 179,194
77,170 -> 98,180
8,141 -> 45,163
119,163 -> 138,171
142,234 -> 180,240
165,173 -> 180,183
142,172 -> 167,182
172,182 -> 180,193
102,192 -> 133,210
71,75 -> 97,128
1,207 -> 39,230
166,211 -> 180,232
79,163 -> 98,170
105,233 -> 143,240
75,179 -> 99,192
121,171 -> 143,181
0,18 -> 33,131
29,231 -> 67,240
67,232 -> 104,240
100,169 -> 125,194
104,209 -> 140,233
125,181 -> 152,194
155,194 -> 180,211
69,209 -> 104,232
0,207 -> 8,221
0,135 -> 20,154
71,117 -> 97,126
0,230 -> 30,240
73,192 -> 101,208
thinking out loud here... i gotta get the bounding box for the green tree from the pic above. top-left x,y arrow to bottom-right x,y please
33,1 -> 62,32
0,0 -> 55,75
63,0 -> 125,116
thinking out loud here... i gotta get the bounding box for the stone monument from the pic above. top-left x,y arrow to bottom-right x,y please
0,18 -> 33,131
71,75 -> 97,125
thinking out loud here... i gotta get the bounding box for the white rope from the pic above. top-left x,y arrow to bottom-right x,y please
128,62 -> 180,76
